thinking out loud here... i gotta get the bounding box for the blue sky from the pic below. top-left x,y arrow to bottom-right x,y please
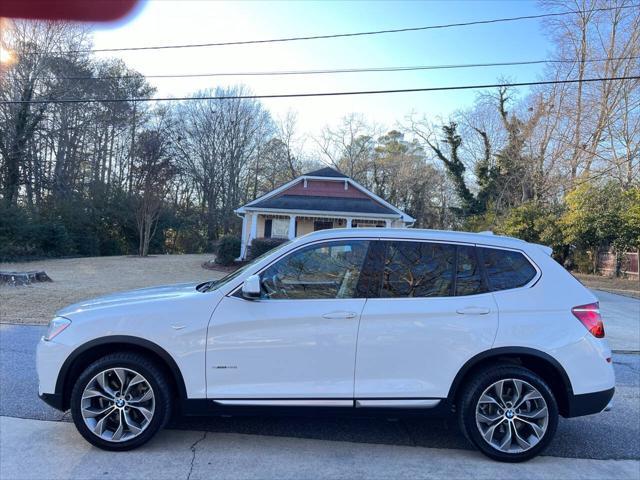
92,0 -> 553,137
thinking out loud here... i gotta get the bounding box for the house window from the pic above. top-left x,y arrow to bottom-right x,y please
264,219 -> 272,238
272,218 -> 290,238
353,219 -> 386,228
314,220 -> 333,231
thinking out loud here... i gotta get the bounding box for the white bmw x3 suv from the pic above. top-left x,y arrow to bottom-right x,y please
37,228 -> 614,462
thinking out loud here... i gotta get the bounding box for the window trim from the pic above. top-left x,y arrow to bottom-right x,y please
229,237 -> 374,301
226,236 -> 542,300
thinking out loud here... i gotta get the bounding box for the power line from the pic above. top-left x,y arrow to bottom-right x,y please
53,55 -> 640,81
2,76 -> 638,105
23,4 -> 640,55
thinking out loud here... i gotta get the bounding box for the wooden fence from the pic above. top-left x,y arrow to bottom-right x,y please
597,250 -> 639,277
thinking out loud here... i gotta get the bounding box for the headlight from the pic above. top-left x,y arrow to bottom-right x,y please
44,317 -> 71,341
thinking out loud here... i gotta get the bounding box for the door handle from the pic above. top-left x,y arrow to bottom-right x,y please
456,306 -> 491,315
322,311 -> 358,319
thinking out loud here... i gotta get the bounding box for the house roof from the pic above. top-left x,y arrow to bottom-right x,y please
248,195 -> 397,216
236,166 -> 415,223
303,167 -> 348,178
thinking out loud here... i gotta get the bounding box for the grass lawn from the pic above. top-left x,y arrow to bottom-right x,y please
574,273 -> 639,299
0,255 -> 225,325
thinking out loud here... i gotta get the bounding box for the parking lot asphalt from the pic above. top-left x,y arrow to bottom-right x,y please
1,308 -> 639,463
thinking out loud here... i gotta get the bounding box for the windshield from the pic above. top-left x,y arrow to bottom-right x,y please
201,240 -> 292,292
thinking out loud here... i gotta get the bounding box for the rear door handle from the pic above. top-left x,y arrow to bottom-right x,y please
322,311 -> 358,319
456,306 -> 491,315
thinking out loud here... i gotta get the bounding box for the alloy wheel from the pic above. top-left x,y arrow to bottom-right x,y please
475,378 -> 549,454
81,367 -> 155,443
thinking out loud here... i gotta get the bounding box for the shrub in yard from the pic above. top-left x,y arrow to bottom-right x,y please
249,237 -> 288,259
216,235 -> 241,265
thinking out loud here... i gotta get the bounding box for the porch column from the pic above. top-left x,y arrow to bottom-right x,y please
346,217 -> 353,228
385,219 -> 391,228
288,215 -> 297,240
249,213 -> 258,242
239,214 -> 249,260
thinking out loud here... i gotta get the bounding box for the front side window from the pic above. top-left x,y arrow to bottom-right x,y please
380,241 -> 455,298
260,240 -> 369,299
479,247 -> 537,291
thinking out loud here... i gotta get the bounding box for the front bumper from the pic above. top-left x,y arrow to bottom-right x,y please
36,336 -> 73,408
565,387 -> 615,417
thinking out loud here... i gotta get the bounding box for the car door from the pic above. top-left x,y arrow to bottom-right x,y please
354,240 -> 499,401
206,239 -> 371,401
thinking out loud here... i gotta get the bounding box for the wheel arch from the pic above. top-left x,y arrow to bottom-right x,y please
56,336 -> 188,412
447,347 -> 574,417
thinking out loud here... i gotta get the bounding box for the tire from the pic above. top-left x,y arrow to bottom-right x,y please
70,352 -> 173,451
458,364 -> 558,462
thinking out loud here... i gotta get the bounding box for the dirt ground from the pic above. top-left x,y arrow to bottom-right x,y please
574,273 -> 639,299
0,255 -> 225,324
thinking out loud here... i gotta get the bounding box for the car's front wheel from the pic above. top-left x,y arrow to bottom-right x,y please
458,365 -> 558,462
70,352 -> 172,450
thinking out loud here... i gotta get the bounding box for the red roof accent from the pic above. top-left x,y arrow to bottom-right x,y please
282,180 -> 369,199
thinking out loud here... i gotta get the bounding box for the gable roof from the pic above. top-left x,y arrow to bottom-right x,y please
303,167 -> 348,178
236,167 -> 415,223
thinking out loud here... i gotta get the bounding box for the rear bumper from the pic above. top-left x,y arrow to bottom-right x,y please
565,387 -> 614,417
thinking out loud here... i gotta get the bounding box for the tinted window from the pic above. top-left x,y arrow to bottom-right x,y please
479,248 -> 536,291
456,246 -> 486,296
381,241 -> 455,298
260,240 -> 369,299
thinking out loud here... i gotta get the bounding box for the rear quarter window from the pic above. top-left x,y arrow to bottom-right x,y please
479,247 -> 537,291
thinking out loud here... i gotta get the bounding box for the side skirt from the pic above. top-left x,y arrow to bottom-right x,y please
179,398 -> 452,418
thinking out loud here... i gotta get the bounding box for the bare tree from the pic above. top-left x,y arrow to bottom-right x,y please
173,86 -> 273,241
0,20 -> 91,206
132,111 -> 176,256
315,113 -> 380,184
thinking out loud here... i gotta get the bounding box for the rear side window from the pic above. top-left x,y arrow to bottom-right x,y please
455,246 -> 486,296
479,247 -> 536,291
381,241 -> 455,297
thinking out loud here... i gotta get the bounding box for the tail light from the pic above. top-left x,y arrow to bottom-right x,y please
572,302 -> 605,338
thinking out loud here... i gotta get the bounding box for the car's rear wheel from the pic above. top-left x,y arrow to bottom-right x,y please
70,352 -> 172,450
458,365 -> 558,462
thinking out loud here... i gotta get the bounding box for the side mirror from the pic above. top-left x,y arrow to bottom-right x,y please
241,274 -> 262,299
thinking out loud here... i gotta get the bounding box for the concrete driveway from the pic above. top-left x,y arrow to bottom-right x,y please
2,416 -> 639,480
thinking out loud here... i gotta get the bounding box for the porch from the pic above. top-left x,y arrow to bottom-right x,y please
239,211 -> 401,260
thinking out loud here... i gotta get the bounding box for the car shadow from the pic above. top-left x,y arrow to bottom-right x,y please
169,414 -> 471,451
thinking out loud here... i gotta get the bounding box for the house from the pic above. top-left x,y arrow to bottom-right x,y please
235,167 -> 415,260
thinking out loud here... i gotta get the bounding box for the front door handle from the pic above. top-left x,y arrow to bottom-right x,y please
322,311 -> 358,319
456,306 -> 491,315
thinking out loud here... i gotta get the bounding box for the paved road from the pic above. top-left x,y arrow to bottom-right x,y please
1,322 -> 638,462
594,290 -> 640,352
